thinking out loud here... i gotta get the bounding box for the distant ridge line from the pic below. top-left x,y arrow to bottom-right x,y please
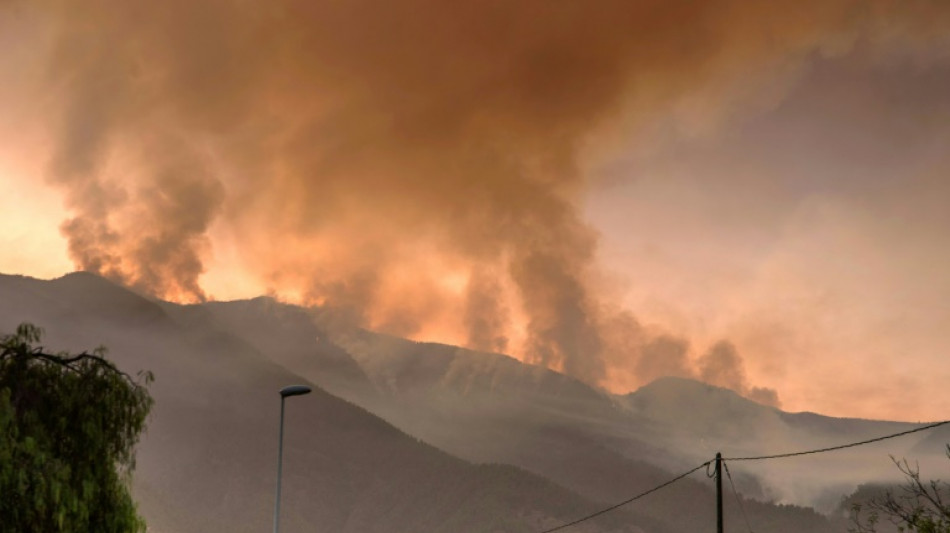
540,419 -> 950,531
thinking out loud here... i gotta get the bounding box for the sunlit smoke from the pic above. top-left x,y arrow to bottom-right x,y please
7,0 -> 950,399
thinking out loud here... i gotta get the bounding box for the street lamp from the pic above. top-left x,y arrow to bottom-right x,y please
274,385 -> 311,533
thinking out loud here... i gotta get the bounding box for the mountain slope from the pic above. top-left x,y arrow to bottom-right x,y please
0,272 -> 645,533
192,293 -> 937,526
622,376 -> 917,456
4,272 -> 940,532
176,295 -> 859,531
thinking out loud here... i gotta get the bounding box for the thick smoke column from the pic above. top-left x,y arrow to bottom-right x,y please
41,1 -> 225,301
464,266 -> 511,354
13,0 -> 950,396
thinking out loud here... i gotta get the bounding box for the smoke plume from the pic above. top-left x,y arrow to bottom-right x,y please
699,341 -> 781,407
9,0 -> 949,397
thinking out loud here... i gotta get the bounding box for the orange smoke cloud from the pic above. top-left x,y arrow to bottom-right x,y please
9,0 -> 950,398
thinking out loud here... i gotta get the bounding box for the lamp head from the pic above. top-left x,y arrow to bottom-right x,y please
280,385 -> 312,398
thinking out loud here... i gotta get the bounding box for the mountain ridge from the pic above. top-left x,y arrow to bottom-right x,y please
3,271 -> 942,532
0,271 -> 648,533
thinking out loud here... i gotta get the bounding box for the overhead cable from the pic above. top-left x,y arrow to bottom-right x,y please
538,460 -> 712,533
538,420 -> 949,532
723,460 -> 754,533
724,420 -> 950,461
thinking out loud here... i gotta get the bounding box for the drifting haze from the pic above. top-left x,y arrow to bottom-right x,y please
2,0 -> 950,416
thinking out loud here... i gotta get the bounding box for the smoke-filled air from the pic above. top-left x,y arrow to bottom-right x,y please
2,0 -> 950,419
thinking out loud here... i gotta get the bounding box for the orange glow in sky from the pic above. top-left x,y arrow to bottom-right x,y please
3,0 -> 950,422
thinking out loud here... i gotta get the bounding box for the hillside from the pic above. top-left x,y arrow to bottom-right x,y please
171,285 -> 889,531
0,272 -> 644,533
193,292 -> 942,525
2,272 -> 943,532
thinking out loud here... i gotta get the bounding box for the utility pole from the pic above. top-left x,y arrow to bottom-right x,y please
715,452 -> 723,533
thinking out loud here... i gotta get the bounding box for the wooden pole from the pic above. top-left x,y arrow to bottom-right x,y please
715,452 -> 723,533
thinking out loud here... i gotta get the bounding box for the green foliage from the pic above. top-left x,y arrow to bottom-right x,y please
850,449 -> 950,533
0,323 -> 153,533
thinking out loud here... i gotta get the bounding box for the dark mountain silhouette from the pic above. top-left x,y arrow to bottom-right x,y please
190,293 -> 936,529
158,297 -> 375,399
2,271 -> 940,532
0,272 -> 646,532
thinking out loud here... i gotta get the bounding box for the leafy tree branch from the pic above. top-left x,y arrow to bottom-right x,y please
0,323 -> 153,533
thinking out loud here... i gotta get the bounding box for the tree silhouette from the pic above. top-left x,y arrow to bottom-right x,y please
0,323 -> 153,532
850,448 -> 950,533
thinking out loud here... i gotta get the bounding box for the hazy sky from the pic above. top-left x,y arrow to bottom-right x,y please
1,0 -> 949,421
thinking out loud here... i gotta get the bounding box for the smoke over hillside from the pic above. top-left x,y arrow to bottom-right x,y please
5,0 -> 949,398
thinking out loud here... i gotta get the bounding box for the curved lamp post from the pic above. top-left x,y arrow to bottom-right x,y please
274,385 -> 311,533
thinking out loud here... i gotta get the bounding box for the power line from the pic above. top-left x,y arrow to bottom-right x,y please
538,460 -> 712,533
723,460 -> 754,533
539,420 -> 949,532
723,420 -> 950,461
